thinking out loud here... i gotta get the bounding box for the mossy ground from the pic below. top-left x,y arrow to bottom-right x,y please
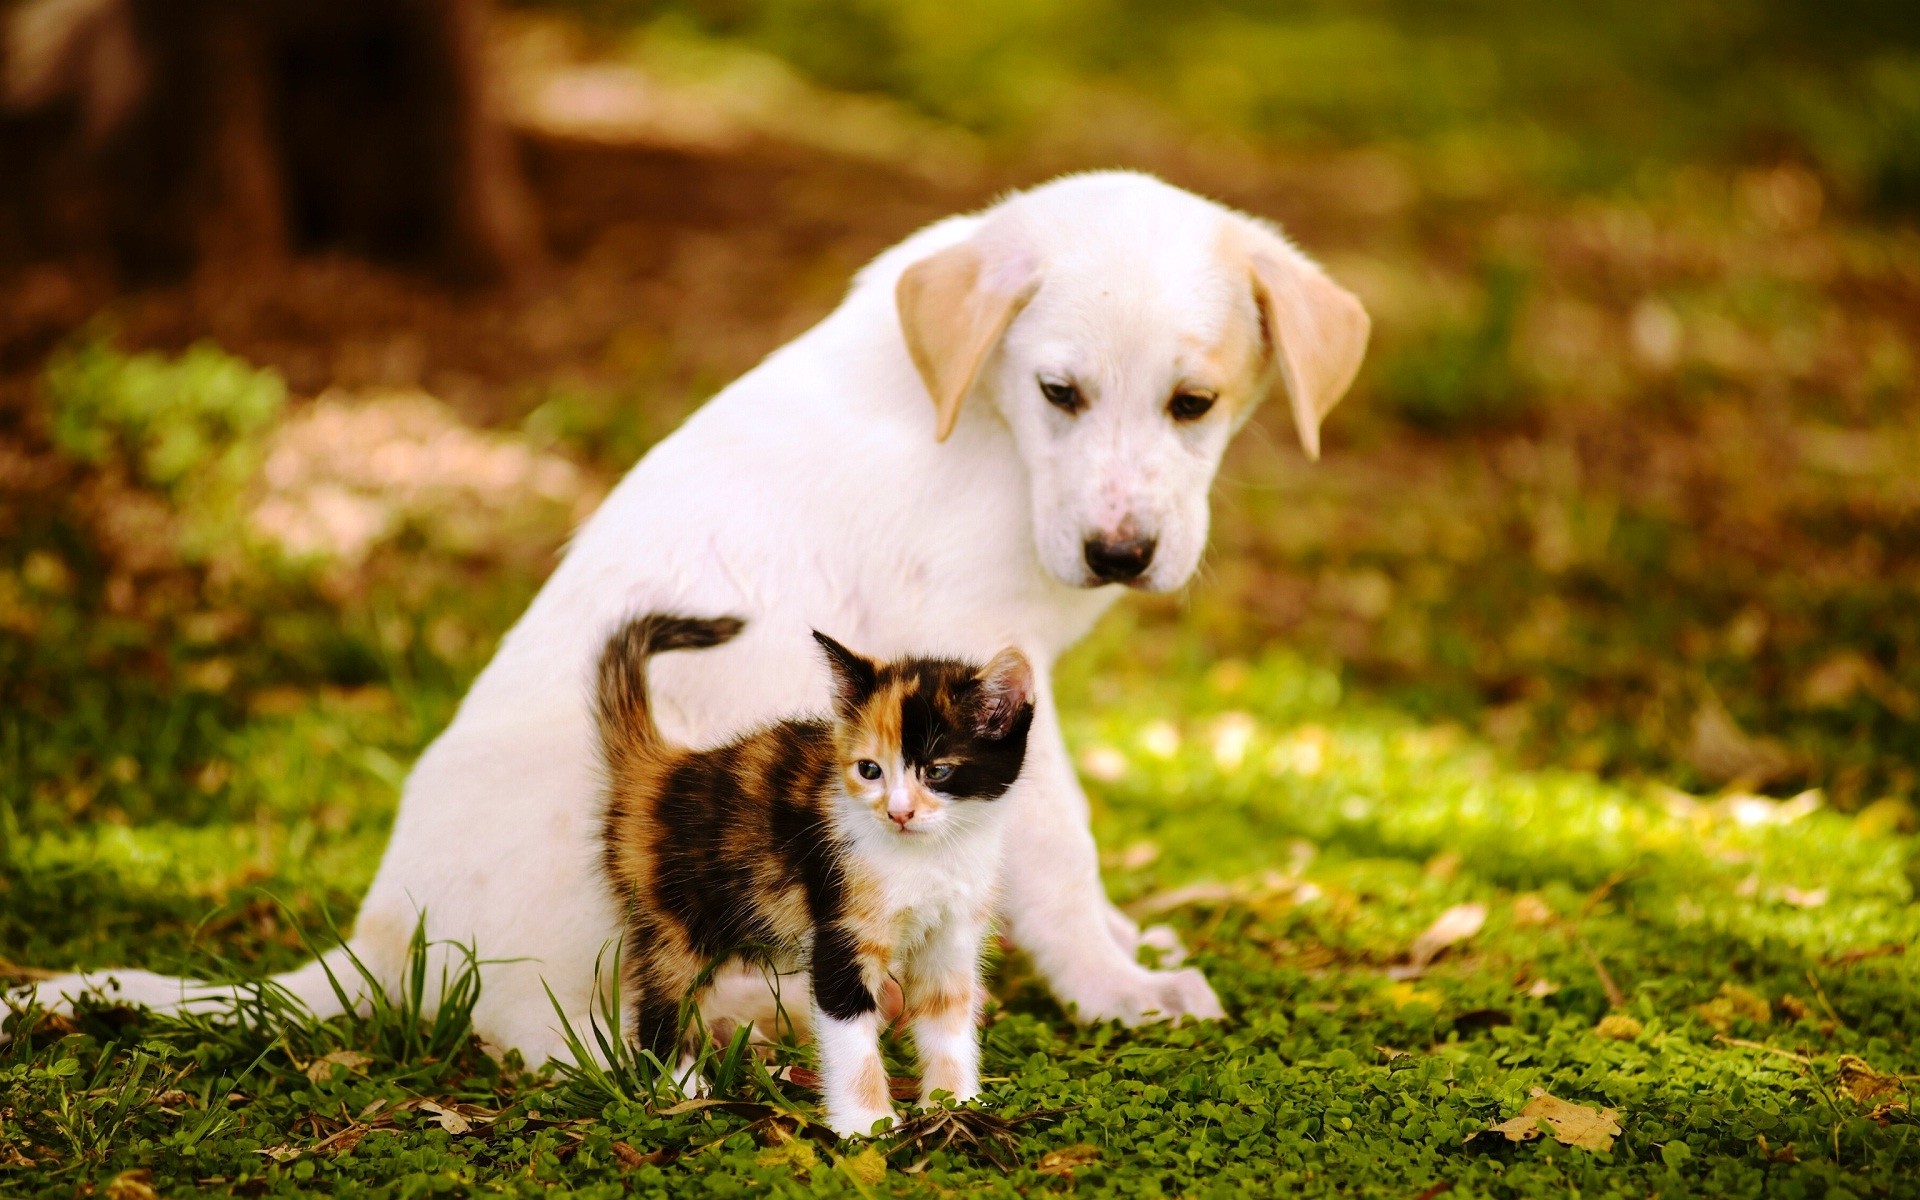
4,547 -> 1917,1196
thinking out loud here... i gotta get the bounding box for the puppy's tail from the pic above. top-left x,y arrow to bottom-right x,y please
595,613 -> 745,777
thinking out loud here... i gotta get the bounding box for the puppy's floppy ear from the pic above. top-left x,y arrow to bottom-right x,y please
895,232 -> 1042,442
1238,225 -> 1371,461
972,647 -> 1035,740
813,630 -> 879,719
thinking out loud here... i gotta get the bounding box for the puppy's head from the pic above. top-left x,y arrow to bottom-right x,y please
897,171 -> 1369,593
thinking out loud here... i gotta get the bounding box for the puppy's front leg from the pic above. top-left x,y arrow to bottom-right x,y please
810,930 -> 895,1138
903,918 -> 986,1106
998,701 -> 1226,1026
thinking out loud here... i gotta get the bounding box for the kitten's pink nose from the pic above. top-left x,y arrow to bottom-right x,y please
889,808 -> 915,830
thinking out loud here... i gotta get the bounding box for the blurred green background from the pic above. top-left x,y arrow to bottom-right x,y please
527,0 -> 1920,207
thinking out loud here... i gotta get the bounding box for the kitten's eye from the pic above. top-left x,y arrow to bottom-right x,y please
856,760 -> 883,781
1039,378 -> 1084,415
1168,390 -> 1217,421
924,763 -> 955,784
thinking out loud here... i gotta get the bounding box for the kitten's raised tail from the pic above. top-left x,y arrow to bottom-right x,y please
595,613 -> 745,774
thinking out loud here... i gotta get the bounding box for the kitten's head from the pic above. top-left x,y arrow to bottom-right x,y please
812,632 -> 1035,840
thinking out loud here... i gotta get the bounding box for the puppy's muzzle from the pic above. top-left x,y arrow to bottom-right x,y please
1083,534 -> 1156,584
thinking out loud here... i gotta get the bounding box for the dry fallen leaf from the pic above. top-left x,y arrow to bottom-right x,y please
105,1169 -> 158,1200
1686,698 -> 1793,787
419,1100 -> 473,1136
611,1141 -> 648,1169
1485,1089 -> 1622,1153
1126,881 -> 1238,919
1866,1101 -> 1910,1126
1035,1143 -> 1102,1178
418,1099 -> 499,1136
303,1049 -> 372,1084
1693,983 -> 1772,1031
1835,1055 -> 1902,1106
1391,903 -> 1487,978
313,1124 -> 371,1157
1800,652 -> 1879,708
1798,652 -> 1919,717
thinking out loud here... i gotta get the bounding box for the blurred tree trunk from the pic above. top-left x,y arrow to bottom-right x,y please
0,0 -> 541,285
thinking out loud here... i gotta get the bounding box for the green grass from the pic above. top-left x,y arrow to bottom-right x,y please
4,588 -> 1917,1195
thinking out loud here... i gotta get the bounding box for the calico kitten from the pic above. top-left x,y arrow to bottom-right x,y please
594,613 -> 1035,1137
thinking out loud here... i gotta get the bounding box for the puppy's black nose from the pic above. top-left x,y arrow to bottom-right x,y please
1084,535 -> 1156,583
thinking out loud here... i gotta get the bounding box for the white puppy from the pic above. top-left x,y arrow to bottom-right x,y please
15,171 -> 1368,1064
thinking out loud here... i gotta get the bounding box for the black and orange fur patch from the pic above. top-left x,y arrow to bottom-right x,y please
593,613 -> 1033,1059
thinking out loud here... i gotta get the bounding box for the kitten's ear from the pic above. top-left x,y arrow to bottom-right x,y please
974,647 -> 1034,740
813,631 -> 879,718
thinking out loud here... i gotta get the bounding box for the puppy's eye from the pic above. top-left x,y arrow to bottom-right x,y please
1039,378 -> 1084,414
1168,390 -> 1217,421
924,763 -> 955,784
856,760 -> 883,781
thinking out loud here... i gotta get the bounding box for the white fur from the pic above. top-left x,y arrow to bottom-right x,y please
905,915 -> 991,1107
804,781 -> 1004,1135
983,189 -> 1255,593
812,1009 -> 892,1137
13,171 -> 1373,1060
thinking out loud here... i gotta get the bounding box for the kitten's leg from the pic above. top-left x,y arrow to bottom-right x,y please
810,929 -> 894,1138
811,1006 -> 892,1137
903,918 -> 987,1107
629,939 -> 706,1096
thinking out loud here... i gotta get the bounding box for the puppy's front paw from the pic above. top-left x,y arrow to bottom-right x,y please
1064,964 -> 1225,1027
1136,923 -> 1189,966
1101,906 -> 1190,967
1151,965 -> 1225,1022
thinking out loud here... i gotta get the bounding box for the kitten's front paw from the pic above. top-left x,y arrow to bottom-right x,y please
917,1059 -> 979,1108
826,1104 -> 896,1139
